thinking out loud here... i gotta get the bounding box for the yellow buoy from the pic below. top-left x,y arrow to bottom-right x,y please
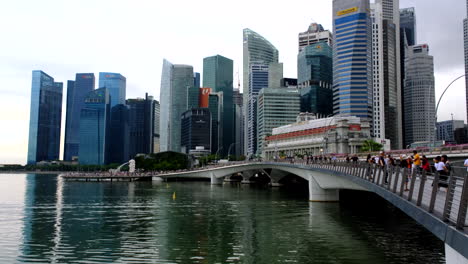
172,192 -> 176,200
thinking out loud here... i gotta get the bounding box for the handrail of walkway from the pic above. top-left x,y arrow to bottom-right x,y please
270,159 -> 468,230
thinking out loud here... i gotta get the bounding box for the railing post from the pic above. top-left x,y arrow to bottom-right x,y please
407,169 -> 418,202
456,174 -> 468,229
399,168 -> 408,196
416,170 -> 427,206
387,166 -> 394,190
393,167 -> 401,193
429,171 -> 440,214
372,165 -> 378,183
443,175 -> 457,222
376,166 -> 383,186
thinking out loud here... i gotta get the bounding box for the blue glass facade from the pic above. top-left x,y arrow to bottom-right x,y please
27,71 -> 63,164
333,0 -> 373,119
298,42 -> 333,116
108,104 -> 129,164
78,88 -> 110,165
98,72 -> 126,108
64,73 -> 95,161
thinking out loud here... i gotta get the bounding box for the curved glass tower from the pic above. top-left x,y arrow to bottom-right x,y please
332,0 -> 373,120
243,28 -> 279,156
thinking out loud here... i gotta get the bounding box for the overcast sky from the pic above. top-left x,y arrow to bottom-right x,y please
0,0 -> 465,164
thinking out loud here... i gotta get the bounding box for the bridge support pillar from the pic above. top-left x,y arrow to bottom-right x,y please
445,243 -> 468,264
210,173 -> 222,185
241,170 -> 256,184
308,175 -> 339,202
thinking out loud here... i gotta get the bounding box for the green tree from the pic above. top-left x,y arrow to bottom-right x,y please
360,140 -> 383,152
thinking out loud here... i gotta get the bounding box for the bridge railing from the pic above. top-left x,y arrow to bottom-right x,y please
269,159 -> 468,230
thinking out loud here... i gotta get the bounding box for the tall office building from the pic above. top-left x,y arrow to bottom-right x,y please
298,23 -> 333,52
159,59 -> 194,152
464,1 -> 468,123
27,71 -> 63,164
208,92 -> 223,154
400,7 -> 416,146
436,120 -> 465,144
403,44 -> 435,146
188,72 -> 201,109
127,94 -> 155,158
99,72 -> 126,108
332,0 -> 373,120
181,108 -> 212,154
108,104 -> 129,164
257,88 -> 300,154
297,41 -> 333,116
203,55 -> 234,156
370,0 -> 402,149
233,88 -> 244,157
64,73 -> 95,161
243,28 -> 279,156
153,100 -> 161,153
78,88 -> 110,165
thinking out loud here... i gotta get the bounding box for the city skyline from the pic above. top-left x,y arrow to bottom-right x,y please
0,0 -> 466,164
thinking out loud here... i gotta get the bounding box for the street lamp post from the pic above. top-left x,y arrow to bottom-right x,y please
227,143 -> 238,161
215,147 -> 224,162
433,74 -> 465,148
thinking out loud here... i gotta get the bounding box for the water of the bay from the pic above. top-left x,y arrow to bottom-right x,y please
0,173 -> 445,264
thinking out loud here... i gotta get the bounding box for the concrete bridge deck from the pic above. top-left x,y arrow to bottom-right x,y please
156,161 -> 468,264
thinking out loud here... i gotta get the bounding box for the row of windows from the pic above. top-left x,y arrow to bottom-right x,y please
337,49 -> 367,55
337,44 -> 367,51
335,13 -> 367,26
335,25 -> 367,34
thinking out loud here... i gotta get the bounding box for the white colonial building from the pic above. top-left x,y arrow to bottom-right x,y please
263,116 -> 371,159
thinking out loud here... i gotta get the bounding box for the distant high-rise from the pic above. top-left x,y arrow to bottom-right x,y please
233,88 -> 244,157
203,55 -> 234,156
108,104 -> 129,164
127,93 -> 155,158
64,73 -> 95,161
257,88 -> 300,154
297,41 -> 333,116
243,28 -> 279,156
27,71 -> 63,164
181,108 -> 212,154
403,44 -> 435,146
153,100 -> 161,153
298,23 -> 333,52
208,92 -> 223,154
78,88 -> 110,165
159,59 -> 194,152
188,72 -> 201,109
371,0 -> 402,149
99,72 -> 126,108
436,120 -> 465,144
332,0 -> 373,120
400,7 -> 416,146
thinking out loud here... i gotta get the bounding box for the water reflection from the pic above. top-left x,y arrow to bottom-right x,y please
0,174 -> 446,263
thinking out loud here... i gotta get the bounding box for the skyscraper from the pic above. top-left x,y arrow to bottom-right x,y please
297,41 -> 333,116
400,7 -> 416,146
332,0 -> 373,120
127,93 -> 155,158
153,100 -> 160,153
243,28 -> 279,156
27,71 -> 63,164
257,88 -> 300,154
370,0 -> 402,149
403,44 -> 435,146
159,59 -> 194,152
78,88 -> 110,165
203,55 -> 234,156
233,88 -> 244,157
108,104 -> 129,164
188,72 -> 201,109
181,108 -> 212,154
64,73 -> 95,161
98,72 -> 126,108
298,23 -> 333,52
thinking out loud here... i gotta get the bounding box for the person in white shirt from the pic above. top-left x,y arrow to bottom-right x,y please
434,156 -> 448,189
464,158 -> 468,172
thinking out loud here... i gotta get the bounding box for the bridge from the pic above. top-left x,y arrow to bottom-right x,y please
157,161 -> 468,264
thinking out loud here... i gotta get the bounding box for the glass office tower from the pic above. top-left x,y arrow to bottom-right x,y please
159,59 -> 194,152
98,72 -> 126,108
243,28 -> 279,156
332,0 -> 373,120
203,55 -> 234,156
27,71 -> 63,164
78,88 -> 110,165
64,73 -> 95,161
127,93 -> 155,157
298,41 -> 333,116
